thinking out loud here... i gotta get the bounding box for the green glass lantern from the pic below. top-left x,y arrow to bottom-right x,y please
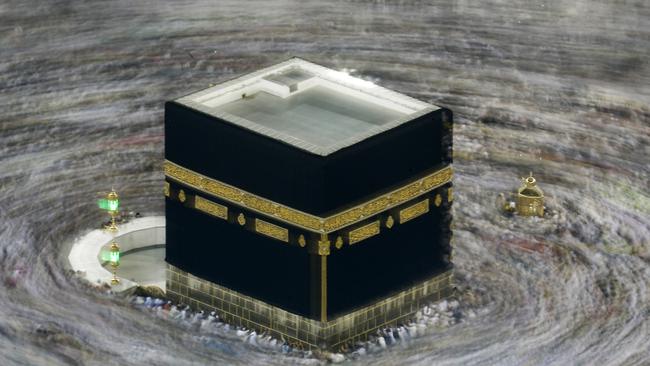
98,199 -> 109,210
107,198 -> 119,212
107,190 -> 119,212
98,190 -> 120,212
109,242 -> 120,265
109,242 -> 120,285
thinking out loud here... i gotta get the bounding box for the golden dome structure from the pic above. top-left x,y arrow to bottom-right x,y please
516,172 -> 544,217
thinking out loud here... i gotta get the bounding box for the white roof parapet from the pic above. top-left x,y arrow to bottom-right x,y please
175,58 -> 440,156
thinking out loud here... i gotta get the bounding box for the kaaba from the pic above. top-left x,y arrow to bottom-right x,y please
164,57 -> 454,350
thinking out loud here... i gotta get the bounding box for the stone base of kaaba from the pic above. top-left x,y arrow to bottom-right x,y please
166,264 -> 453,351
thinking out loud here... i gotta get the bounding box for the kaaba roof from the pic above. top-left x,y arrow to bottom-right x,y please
175,58 -> 439,156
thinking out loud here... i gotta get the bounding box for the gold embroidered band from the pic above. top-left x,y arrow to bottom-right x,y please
399,199 -> 430,224
194,195 -> 228,220
349,221 -> 381,244
164,160 -> 452,234
254,218 -> 289,242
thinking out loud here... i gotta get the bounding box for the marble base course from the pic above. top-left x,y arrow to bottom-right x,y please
166,264 -> 453,351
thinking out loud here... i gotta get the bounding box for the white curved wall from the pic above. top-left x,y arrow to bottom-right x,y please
68,216 -> 165,290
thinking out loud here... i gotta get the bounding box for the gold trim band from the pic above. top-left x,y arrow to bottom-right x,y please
254,218 -> 289,242
321,255 -> 327,322
349,221 -> 380,244
164,160 -> 452,234
165,161 -> 321,231
399,198 -> 430,224
194,195 -> 228,220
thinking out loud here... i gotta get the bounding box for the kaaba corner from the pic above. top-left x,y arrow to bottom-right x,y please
163,57 -> 454,351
